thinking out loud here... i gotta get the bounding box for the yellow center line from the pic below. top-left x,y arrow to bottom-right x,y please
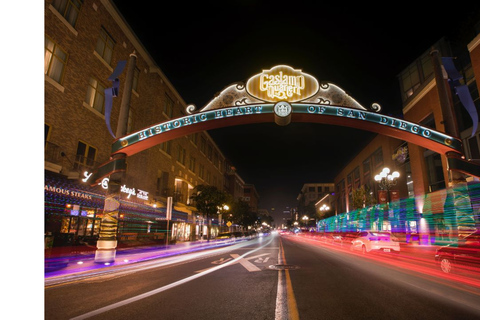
279,238 -> 300,320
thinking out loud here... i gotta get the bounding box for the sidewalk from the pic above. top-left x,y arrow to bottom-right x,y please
45,238 -> 243,279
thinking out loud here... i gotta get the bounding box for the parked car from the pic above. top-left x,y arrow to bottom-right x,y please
351,231 -> 400,254
435,230 -> 480,274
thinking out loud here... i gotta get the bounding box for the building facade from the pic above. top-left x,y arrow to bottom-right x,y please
328,20 -> 480,241
243,184 -> 260,213
44,0 -> 243,246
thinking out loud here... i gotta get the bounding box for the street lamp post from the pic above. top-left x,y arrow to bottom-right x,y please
302,215 -> 309,229
217,204 -> 230,233
374,167 -> 400,204
374,167 -> 399,231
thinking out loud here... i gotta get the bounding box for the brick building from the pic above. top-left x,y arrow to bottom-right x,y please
44,0 -> 243,246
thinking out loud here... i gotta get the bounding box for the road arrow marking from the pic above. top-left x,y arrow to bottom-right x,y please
230,254 -> 261,272
194,253 -> 270,273
254,257 -> 270,263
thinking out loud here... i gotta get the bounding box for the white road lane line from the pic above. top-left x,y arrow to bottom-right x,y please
70,237 -> 274,320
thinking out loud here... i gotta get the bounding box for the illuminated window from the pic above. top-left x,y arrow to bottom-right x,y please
52,0 -> 82,27
85,77 -> 106,114
45,35 -> 67,84
95,28 -> 115,65
75,141 -> 97,169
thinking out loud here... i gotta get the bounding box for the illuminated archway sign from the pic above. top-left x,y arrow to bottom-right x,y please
86,65 -> 474,186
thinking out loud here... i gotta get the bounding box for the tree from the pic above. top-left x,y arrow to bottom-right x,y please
230,199 -> 257,230
190,185 -> 229,240
352,185 -> 377,209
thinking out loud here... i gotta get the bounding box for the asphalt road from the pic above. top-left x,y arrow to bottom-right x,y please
45,233 -> 480,320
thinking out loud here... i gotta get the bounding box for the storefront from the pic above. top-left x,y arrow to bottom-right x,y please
45,171 -> 197,247
45,171 -> 106,247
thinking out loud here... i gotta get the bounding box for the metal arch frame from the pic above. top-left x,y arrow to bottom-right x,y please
111,103 -> 462,157
84,102 -> 468,187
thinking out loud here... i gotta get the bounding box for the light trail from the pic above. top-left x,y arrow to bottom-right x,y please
69,236 -> 274,320
46,239 -> 254,287
287,233 -> 480,290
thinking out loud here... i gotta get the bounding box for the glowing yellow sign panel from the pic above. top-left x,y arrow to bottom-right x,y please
246,65 -> 319,102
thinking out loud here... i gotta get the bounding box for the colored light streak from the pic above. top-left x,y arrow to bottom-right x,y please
45,237 -> 253,287
285,233 -> 480,291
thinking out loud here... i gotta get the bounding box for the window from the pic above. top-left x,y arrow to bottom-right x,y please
177,146 -> 186,165
190,133 -> 198,145
199,164 -> 205,179
45,36 -> 67,84
353,166 -> 360,189
156,171 -> 169,196
373,148 -> 383,170
164,94 -> 174,118
189,156 -> 196,173
213,152 -> 219,168
399,47 -> 437,103
75,141 -> 96,169
160,141 -> 171,155
400,64 -> 420,101
95,28 -> 114,65
206,171 -> 211,184
45,123 -> 51,146
467,134 -> 480,159
207,145 -> 213,161
363,158 -> 372,189
200,136 -> 207,154
420,53 -> 434,81
52,0 -> 82,27
424,150 -> 445,192
85,77 -> 106,114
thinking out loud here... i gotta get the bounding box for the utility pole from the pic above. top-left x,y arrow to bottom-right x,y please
95,51 -> 137,263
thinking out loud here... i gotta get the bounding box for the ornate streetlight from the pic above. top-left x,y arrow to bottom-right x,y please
374,167 -> 400,192
319,204 -> 330,212
302,215 -> 309,228
374,167 -> 400,230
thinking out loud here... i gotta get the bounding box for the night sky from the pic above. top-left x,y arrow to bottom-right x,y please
112,1 -> 480,211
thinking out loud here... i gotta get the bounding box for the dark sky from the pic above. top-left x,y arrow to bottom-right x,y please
112,1 -> 480,211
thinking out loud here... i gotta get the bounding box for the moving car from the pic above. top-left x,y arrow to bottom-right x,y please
351,231 -> 400,254
435,230 -> 480,274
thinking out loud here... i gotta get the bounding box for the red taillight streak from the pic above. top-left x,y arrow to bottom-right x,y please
286,234 -> 480,291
